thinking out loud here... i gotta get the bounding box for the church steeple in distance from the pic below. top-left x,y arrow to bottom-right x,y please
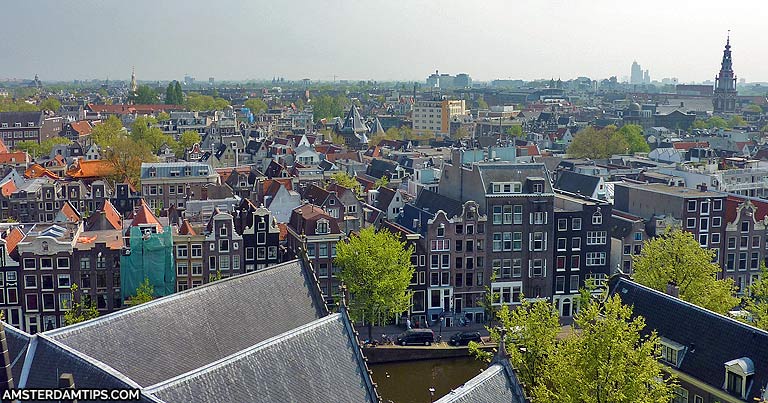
713,31 -> 738,114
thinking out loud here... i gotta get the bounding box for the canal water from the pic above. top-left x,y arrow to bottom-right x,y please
370,356 -> 486,403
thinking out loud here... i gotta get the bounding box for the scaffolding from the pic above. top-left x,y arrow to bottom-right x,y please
120,226 -> 176,301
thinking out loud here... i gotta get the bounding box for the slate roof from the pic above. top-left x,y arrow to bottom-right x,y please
367,158 -> 397,179
435,364 -> 524,403
554,171 -> 600,196
146,313 -> 378,403
140,162 -> 215,180
0,111 -> 43,126
288,204 -> 342,236
610,277 -> 768,401
415,189 -> 463,218
4,324 -> 31,385
45,259 -> 327,387
341,104 -> 368,134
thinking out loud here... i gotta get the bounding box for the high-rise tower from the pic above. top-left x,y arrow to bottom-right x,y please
713,32 -> 737,114
630,61 -> 643,85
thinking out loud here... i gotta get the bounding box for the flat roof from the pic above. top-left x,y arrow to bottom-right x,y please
618,182 -> 722,198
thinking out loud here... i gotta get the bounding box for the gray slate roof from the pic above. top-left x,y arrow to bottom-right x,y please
140,162 -> 215,180
435,364 -> 519,403
45,259 -> 327,387
554,170 -> 600,196
147,313 -> 378,403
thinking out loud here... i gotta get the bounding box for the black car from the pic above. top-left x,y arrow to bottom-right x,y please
396,329 -> 435,346
449,331 -> 482,346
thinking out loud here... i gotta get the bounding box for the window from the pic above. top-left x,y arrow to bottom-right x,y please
503,206 -> 513,224
572,237 -> 581,250
728,237 -> 736,250
268,246 -> 278,259
726,371 -> 743,397
699,234 -> 708,247
661,340 -> 683,366
257,232 -> 266,245
532,211 -> 546,225
572,218 -> 581,230
727,253 -> 735,271
219,239 -> 229,252
531,232 -> 545,251
492,233 -> 502,251
569,275 -> 579,293
41,275 -> 53,290
176,245 -> 188,258
491,282 -> 523,305
57,274 -> 70,289
687,200 -> 696,212
531,259 -> 544,277
319,243 -> 328,258
57,257 -> 69,269
672,387 -> 688,403
558,219 -> 567,231
701,201 -> 710,215
513,205 -> 522,224
441,254 -> 450,269
257,247 -> 266,260
555,276 -> 565,293
686,218 -> 696,228
739,252 -> 747,271
316,220 -> 329,234
220,256 -> 230,271
246,247 -> 255,261
742,221 -> 750,233
431,239 -> 450,251
586,252 -> 606,266
191,244 -> 202,257
713,199 -> 723,211
24,275 -> 37,289
712,233 -> 721,244
492,206 -> 502,224
571,255 -> 580,270
437,224 -> 445,237
512,232 -> 522,251
754,236 -> 761,248
557,238 -> 566,251
713,216 -> 722,227
752,252 -> 760,269
592,211 -> 602,225
23,258 -> 35,270
586,231 -> 606,245
177,262 -> 188,276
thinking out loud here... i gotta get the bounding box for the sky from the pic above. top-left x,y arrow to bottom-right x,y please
2,0 -> 766,83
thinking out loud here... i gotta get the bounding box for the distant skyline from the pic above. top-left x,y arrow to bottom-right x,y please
1,0 -> 766,83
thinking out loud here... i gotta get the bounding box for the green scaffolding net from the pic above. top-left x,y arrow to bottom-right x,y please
120,226 -> 176,301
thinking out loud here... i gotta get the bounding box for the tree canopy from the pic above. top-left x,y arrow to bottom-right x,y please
505,125 -> 524,138
617,124 -> 650,153
130,85 -> 159,104
474,295 -> 675,402
130,116 -> 175,154
39,97 -> 61,112
0,96 -> 40,112
568,124 -> 649,158
335,226 -> 414,339
165,81 -> 184,105
15,137 -> 72,159
329,171 -> 361,194
244,98 -> 268,114
125,278 -> 155,307
311,94 -> 349,122
728,115 -> 747,128
91,115 -> 125,147
185,92 -> 230,111
632,228 -> 738,314
64,284 -> 100,325
175,130 -> 202,158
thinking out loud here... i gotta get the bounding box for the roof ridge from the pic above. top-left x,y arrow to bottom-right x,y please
144,313 -> 344,393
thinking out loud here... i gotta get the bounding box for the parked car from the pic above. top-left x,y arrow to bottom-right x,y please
396,329 -> 435,346
449,331 -> 482,346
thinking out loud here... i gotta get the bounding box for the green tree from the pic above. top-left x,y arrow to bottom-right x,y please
175,130 -> 202,157
63,284 -> 100,325
156,111 -> 170,122
374,176 -> 389,189
568,125 -> 629,159
0,96 -> 40,112
744,265 -> 768,330
632,228 -> 738,314
477,97 -> 489,109
91,115 -> 124,147
38,136 -> 72,157
692,119 -> 708,130
125,278 -> 155,307
185,92 -> 229,111
728,115 -> 747,127
40,97 -> 61,112
745,104 -> 763,113
539,294 -> 675,402
131,116 -> 173,153
618,124 -> 650,153
130,85 -> 159,104
762,124 -> 768,133
103,135 -> 156,185
329,171 -> 362,195
209,269 -> 223,282
311,94 -> 348,122
14,141 -> 41,158
165,82 -> 176,104
174,81 -> 183,105
335,226 -> 414,340
707,116 -> 728,129
244,98 -> 268,114
505,125 -> 524,138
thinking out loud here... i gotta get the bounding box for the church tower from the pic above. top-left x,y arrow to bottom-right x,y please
130,66 -> 138,103
713,32 -> 737,114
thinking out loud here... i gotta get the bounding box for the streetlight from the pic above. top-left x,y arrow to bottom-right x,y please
438,312 -> 445,343
428,387 -> 436,403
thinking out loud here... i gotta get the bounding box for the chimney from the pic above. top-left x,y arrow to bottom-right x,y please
665,282 -> 680,298
58,373 -> 77,403
0,321 -> 14,391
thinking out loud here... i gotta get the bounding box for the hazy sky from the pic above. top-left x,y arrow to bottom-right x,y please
2,0 -> 766,83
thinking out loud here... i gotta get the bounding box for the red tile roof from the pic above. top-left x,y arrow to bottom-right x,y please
87,103 -> 185,115
0,180 -> 17,197
130,200 -> 163,233
0,138 -> 8,154
69,120 -> 93,136
672,141 -> 709,150
102,200 -> 123,230
24,164 -> 60,179
66,159 -> 116,179
58,201 -> 81,223
5,226 -> 25,258
0,151 -> 29,165
725,195 -> 768,225
179,219 -> 197,236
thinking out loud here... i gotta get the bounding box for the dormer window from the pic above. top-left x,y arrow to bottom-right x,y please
724,357 -> 754,399
14,123 -> 21,128
316,219 -> 329,235
220,225 -> 227,237
28,122 -> 34,127
492,182 -> 522,194
659,337 -> 684,367
149,168 -> 157,178
185,167 -> 192,176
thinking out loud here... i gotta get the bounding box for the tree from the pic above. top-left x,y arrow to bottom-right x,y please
692,119 -> 708,130
39,97 -> 61,112
103,135 -> 156,185
762,124 -> 768,133
38,137 -> 72,157
63,284 -> 99,325
329,171 -> 361,195
505,125 -> 524,138
707,116 -> 728,129
568,125 -> 629,159
91,115 -> 124,147
173,81 -> 183,105
617,124 -> 650,154
209,269 -> 223,282
632,228 -> 738,314
745,104 -> 763,113
728,115 -> 747,128
311,94 -> 348,122
539,294 -> 675,402
156,111 -> 170,122
744,265 -> 768,330
335,226 -> 414,340
0,96 -> 39,112
477,97 -> 489,109
130,116 -> 174,153
130,85 -> 159,104
125,278 -> 155,307
14,141 -> 41,158
175,130 -> 202,157
185,92 -> 229,111
374,176 -> 389,189
244,98 -> 268,114
165,82 -> 176,105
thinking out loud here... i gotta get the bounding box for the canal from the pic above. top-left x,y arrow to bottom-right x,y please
370,356 -> 486,403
